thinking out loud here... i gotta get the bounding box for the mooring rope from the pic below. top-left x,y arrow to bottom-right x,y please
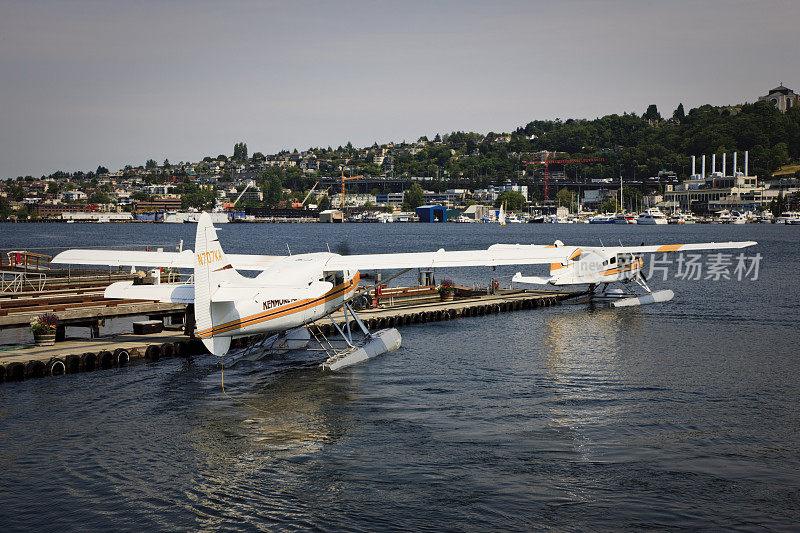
219,356 -> 274,415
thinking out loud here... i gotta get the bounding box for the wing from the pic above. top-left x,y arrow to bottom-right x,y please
491,241 -> 757,257
323,244 -> 579,271
52,249 -> 282,270
594,241 -> 758,255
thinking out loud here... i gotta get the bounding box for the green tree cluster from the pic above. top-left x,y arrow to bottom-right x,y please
494,190 -> 527,210
402,182 -> 425,210
233,142 -> 248,161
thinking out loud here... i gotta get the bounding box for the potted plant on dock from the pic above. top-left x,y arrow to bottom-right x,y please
31,312 -> 59,346
438,279 -> 455,301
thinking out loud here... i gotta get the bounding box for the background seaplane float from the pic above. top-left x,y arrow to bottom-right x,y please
53,213 -> 756,371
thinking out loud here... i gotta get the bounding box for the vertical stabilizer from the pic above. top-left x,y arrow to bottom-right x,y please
194,212 -> 241,355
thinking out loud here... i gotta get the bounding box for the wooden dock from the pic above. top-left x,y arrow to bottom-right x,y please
313,289 -> 579,336
0,288 -> 581,383
0,272 -> 186,335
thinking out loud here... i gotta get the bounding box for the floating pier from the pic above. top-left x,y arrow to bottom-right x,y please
312,289 -> 576,336
0,284 -> 581,384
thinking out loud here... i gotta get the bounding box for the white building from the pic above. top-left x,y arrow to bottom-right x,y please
62,190 -> 87,202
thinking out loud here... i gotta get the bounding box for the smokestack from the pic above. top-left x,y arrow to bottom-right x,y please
733,152 -> 738,175
692,155 -> 696,176
745,151 -> 749,176
702,155 -> 706,179
712,154 -> 716,175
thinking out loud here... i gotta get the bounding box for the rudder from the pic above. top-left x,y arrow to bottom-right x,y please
194,212 -> 243,355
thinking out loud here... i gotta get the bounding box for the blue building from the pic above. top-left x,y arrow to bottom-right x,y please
415,205 -> 446,222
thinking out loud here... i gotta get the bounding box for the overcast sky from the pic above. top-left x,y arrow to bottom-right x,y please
1,0 -> 797,178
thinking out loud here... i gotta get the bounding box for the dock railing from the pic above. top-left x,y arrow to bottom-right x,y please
0,270 -> 47,293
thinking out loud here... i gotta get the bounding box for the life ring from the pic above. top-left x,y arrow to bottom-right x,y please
113,348 -> 130,367
46,358 -> 66,376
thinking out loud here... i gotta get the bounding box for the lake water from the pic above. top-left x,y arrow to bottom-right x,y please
0,221 -> 798,530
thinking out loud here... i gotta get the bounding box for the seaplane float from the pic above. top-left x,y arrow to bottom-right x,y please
52,213 -> 756,371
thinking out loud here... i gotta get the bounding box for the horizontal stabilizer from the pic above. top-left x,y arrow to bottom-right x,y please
512,272 -> 553,285
104,281 -> 194,303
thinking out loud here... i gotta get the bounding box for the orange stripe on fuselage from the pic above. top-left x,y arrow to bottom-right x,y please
197,273 -> 359,338
656,244 -> 683,252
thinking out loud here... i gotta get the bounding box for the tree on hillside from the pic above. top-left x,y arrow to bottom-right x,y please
0,197 -> 11,219
495,190 -> 527,211
88,191 -> 110,204
233,142 -> 248,161
643,104 -> 662,122
145,159 -> 157,169
555,187 -> 576,212
402,182 -> 425,210
598,198 -> 620,213
673,103 -> 685,120
263,172 -> 283,205
7,184 -> 25,201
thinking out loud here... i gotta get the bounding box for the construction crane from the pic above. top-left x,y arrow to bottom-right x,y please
301,181 -> 320,207
338,172 -> 363,211
524,152 -> 605,201
223,182 -> 253,210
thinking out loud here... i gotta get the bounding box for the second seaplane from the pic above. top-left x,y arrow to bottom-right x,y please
52,213 -> 756,370
509,240 -> 756,306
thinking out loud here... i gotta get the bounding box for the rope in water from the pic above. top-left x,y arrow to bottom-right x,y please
219,356 -> 274,415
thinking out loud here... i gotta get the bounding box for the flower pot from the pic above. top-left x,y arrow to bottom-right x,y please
439,291 -> 454,301
34,332 -> 56,346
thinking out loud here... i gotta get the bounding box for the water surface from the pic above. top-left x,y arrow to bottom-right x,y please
0,222 -> 798,530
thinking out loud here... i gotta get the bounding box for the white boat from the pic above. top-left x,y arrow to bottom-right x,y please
636,208 -> 668,225
589,214 -> 615,224
614,213 -> 637,224
731,211 -> 748,224
715,209 -> 732,223
498,203 -> 506,226
776,211 -> 800,224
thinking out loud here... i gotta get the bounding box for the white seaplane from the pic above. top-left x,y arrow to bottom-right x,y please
509,240 -> 756,306
52,213 -> 756,370
53,213 -> 586,370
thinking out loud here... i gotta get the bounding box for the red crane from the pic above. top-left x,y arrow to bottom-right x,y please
524,153 -> 605,201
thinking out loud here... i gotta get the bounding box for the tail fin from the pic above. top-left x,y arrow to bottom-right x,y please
194,212 -> 244,356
